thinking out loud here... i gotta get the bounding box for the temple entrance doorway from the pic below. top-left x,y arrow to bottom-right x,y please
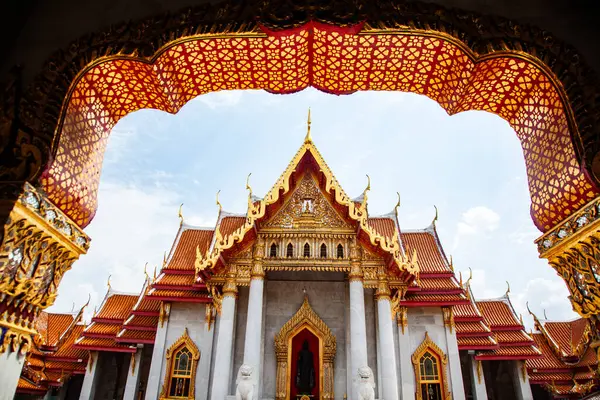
290,328 -> 320,399
274,296 -> 336,400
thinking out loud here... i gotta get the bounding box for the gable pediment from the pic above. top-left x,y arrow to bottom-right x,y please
262,174 -> 353,230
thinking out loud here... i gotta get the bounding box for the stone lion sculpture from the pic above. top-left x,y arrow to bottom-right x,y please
235,364 -> 255,400
356,366 -> 376,400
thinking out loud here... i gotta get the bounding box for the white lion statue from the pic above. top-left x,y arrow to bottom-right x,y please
356,366 -> 376,400
235,364 -> 255,400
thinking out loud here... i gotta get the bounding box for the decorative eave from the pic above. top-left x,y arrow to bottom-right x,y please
195,136 -> 419,277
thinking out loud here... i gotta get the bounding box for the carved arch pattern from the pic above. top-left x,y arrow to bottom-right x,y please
411,332 -> 451,400
274,296 -> 336,400
10,1 -> 594,232
160,328 -> 200,400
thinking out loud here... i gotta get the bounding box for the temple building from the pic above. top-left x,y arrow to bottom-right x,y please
13,126 -> 600,400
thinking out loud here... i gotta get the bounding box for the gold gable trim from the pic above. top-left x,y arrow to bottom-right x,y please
196,138 -> 419,276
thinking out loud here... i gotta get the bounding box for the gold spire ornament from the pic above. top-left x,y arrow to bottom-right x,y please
432,205 -> 439,226
449,255 -> 454,272
544,309 -> 548,319
107,275 -> 112,291
216,190 -> 222,214
465,267 -> 473,288
305,108 -> 312,143
246,173 -> 253,198
178,203 -> 184,225
505,281 -> 511,297
394,192 -> 401,218
144,262 -> 149,281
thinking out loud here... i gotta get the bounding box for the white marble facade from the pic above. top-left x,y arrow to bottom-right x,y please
144,273 -> 466,400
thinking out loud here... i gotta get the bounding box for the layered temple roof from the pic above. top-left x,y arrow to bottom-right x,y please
526,313 -> 598,398
17,306 -> 89,395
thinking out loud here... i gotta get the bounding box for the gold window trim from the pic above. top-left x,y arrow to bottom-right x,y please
274,296 -> 336,400
411,332 -> 452,400
160,328 -> 200,400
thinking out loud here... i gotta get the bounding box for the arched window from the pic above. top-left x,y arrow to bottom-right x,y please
412,332 -> 448,400
337,244 -> 344,259
304,243 -> 311,257
320,243 -> 327,258
161,328 -> 200,399
270,243 -> 278,258
287,243 -> 294,258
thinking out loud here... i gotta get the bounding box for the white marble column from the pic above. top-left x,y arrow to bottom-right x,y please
468,355 -> 488,400
396,307 -> 415,400
442,308 -> 465,400
145,303 -> 171,400
349,258 -> 368,400
375,281 -> 399,400
123,346 -> 143,400
79,351 -> 101,400
210,278 -> 237,400
511,360 -> 533,400
242,254 -> 265,400
0,347 -> 25,400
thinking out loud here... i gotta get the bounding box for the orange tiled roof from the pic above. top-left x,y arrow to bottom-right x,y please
155,274 -> 195,287
84,322 -> 121,336
74,337 -> 136,353
148,288 -> 211,299
17,378 -> 45,393
44,360 -> 85,371
400,230 -> 449,274
476,345 -> 542,359
457,336 -> 498,348
53,325 -> 88,360
543,318 -> 591,358
25,355 -> 45,368
528,372 -> 573,382
367,217 -> 397,240
124,315 -> 158,328
36,312 -> 76,347
477,299 -> 521,328
528,333 -> 571,370
94,293 -> 137,321
455,321 -> 491,335
134,296 -> 161,313
416,277 -> 461,291
117,330 -> 156,342
496,330 -> 534,344
167,228 -> 214,271
402,293 -> 468,304
454,303 -> 483,320
219,216 -> 246,238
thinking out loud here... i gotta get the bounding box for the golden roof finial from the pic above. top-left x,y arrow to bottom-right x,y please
143,262 -> 149,281
519,313 -> 524,326
162,251 -> 167,268
449,255 -> 454,272
246,173 -> 253,198
459,271 -> 463,287
83,293 -> 91,310
107,275 -> 112,291
305,108 -> 312,144
216,190 -> 222,214
543,309 -> 548,320
505,281 -> 511,297
178,203 -> 184,226
394,192 -> 401,217
432,205 -> 439,226
465,267 -> 473,288
153,265 -> 157,282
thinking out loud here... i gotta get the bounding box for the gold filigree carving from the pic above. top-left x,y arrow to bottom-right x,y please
158,302 -> 171,328
274,296 -> 336,400
159,328 -> 200,400
205,304 -> 215,331
476,359 -> 483,384
0,183 -> 89,353
412,332 -> 451,400
442,307 -> 455,334
397,306 -> 408,334
264,174 -> 352,230
130,352 -> 136,375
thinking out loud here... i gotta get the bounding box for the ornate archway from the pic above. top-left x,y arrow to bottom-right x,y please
274,296 -> 336,400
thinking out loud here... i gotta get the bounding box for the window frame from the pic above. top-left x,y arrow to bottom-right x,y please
160,328 -> 200,400
411,332 -> 450,400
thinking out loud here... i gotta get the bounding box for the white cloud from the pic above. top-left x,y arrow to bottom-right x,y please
512,277 -> 575,327
197,90 -> 243,109
48,180 -> 185,321
457,206 -> 500,235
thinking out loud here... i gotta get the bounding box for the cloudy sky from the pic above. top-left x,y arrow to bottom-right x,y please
48,88 -> 577,326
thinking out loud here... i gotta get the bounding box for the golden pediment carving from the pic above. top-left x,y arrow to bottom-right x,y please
264,174 -> 352,230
